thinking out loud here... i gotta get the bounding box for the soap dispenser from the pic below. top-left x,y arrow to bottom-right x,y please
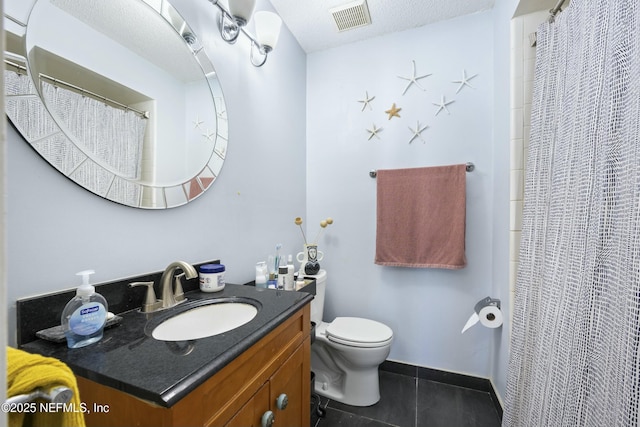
61,270 -> 108,348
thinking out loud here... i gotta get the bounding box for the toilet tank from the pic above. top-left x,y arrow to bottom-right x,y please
307,269 -> 326,325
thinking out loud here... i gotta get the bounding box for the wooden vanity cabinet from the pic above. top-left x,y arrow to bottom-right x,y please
76,304 -> 311,427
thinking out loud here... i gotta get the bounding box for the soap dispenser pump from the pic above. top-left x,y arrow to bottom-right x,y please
61,270 -> 108,348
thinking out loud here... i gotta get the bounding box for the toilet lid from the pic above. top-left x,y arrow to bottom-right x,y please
326,317 -> 393,348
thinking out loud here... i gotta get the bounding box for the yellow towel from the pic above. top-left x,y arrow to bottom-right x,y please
6,347 -> 85,427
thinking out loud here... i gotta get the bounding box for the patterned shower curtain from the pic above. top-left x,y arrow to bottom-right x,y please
503,1 -> 640,426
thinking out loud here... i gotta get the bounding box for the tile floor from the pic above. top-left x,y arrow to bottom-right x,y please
311,365 -> 502,427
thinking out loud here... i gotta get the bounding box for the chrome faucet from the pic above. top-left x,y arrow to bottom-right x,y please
160,261 -> 197,309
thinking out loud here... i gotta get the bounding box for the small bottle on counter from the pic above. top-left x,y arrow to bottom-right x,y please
278,266 -> 288,290
285,255 -> 295,290
255,261 -> 268,288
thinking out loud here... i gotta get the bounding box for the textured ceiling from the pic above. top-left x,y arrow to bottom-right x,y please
269,0 -> 496,53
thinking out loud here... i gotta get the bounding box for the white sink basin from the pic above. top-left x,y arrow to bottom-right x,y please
152,301 -> 258,341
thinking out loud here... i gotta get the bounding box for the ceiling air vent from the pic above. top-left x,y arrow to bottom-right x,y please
329,0 -> 372,32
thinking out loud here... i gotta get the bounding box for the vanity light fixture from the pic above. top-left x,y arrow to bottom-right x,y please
209,0 -> 282,67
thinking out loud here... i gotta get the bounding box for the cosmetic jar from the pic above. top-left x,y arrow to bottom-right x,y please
199,264 -> 225,292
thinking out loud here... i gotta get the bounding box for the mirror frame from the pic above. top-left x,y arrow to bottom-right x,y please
4,0 -> 229,209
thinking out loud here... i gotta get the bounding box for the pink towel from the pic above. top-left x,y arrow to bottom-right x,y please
375,165 -> 467,269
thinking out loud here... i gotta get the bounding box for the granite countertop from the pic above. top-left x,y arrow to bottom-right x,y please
21,284 -> 313,408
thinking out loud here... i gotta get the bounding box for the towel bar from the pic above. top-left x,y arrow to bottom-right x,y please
4,386 -> 73,405
369,162 -> 475,178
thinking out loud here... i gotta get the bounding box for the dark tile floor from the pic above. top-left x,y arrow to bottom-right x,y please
311,369 -> 502,427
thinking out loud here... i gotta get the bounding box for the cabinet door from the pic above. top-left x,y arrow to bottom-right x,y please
269,343 -> 307,427
225,382 -> 270,427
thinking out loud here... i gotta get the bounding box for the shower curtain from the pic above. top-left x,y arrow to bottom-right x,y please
41,81 -> 147,180
504,1 -> 640,426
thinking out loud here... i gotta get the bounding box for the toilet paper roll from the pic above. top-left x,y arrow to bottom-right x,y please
478,305 -> 503,329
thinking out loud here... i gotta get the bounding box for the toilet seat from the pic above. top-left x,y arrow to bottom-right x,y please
325,317 -> 393,348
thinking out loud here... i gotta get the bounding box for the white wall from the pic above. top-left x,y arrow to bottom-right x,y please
306,10 -> 508,385
5,0 -> 307,343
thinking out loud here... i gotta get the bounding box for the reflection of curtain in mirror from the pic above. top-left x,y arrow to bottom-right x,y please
5,71 -> 86,175
41,81 -> 146,180
5,71 -> 59,140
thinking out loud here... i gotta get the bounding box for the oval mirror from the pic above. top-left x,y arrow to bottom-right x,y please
4,0 -> 228,209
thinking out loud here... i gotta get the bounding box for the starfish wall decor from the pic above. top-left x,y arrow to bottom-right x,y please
193,116 -> 204,129
202,129 -> 216,141
358,91 -> 375,111
398,60 -> 431,95
408,121 -> 429,144
366,124 -> 383,140
355,63 -> 479,140
432,95 -> 455,116
385,103 -> 402,120
193,115 -> 215,143
452,70 -> 478,94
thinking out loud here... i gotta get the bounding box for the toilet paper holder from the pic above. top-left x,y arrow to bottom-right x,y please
474,296 -> 500,314
461,296 -> 502,334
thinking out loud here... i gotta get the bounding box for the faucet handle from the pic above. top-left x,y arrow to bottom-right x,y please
129,281 -> 162,313
174,273 -> 186,303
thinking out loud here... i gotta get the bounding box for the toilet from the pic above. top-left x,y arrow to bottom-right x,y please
308,270 -> 393,406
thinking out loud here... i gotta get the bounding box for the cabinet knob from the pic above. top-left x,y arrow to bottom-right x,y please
276,393 -> 288,410
261,410 -> 275,427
